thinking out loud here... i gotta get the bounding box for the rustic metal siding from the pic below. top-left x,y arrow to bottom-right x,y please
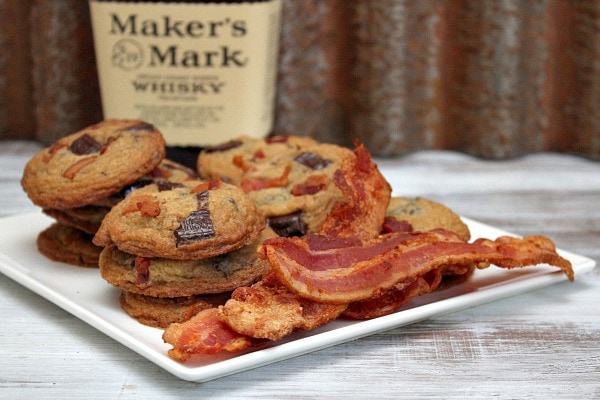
1,0 -> 599,159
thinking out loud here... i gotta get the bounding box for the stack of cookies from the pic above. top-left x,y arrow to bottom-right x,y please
92,179 -> 273,328
21,119 -> 276,328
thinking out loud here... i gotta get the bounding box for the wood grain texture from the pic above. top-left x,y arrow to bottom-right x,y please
0,141 -> 598,399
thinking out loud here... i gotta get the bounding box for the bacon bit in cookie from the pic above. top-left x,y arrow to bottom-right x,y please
43,142 -> 67,163
232,154 -> 254,172
68,134 -> 103,155
174,209 -> 216,245
291,175 -> 328,196
241,165 -> 291,193
62,156 -> 98,179
190,180 -> 221,194
150,166 -> 173,179
135,256 -> 151,285
253,149 -> 266,159
101,136 -> 118,154
294,152 -> 331,170
122,194 -> 161,217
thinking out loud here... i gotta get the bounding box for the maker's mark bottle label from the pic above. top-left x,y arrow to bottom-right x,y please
89,0 -> 282,146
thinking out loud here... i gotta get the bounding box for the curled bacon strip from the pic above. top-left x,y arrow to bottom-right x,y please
262,230 -> 574,304
343,264 -> 473,319
162,308 -> 258,361
161,140 -> 575,361
219,274 -> 347,341
162,275 -> 346,361
319,141 -> 391,240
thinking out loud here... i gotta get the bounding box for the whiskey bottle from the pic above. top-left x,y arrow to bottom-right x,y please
89,0 -> 282,167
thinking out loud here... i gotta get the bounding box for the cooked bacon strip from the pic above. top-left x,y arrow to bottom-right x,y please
163,275 -> 345,359
343,264 -> 477,319
319,141 -> 391,240
218,273 -> 347,341
162,308 -> 258,362
161,140 -> 575,361
262,230 -> 574,304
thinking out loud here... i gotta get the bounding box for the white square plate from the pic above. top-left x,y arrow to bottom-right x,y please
0,212 -> 595,382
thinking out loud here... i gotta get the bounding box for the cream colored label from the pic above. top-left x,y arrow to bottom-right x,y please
89,0 -> 281,146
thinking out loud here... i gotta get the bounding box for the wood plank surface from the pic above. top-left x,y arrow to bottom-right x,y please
0,140 -> 598,399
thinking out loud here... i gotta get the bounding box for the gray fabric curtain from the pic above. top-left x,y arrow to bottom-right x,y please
1,0 -> 599,159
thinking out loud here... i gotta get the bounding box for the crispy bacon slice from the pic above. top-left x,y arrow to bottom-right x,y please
319,141 -> 391,240
262,230 -> 574,304
161,139 -> 575,361
162,308 -> 258,362
342,264 -> 475,319
162,275 -> 346,360
218,274 -> 347,341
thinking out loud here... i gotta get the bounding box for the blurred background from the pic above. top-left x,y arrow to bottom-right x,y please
1,0 -> 599,159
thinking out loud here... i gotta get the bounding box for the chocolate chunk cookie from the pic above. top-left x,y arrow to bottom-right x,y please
384,196 -> 471,241
36,223 -> 102,268
241,143 -> 354,236
21,119 -> 166,209
197,135 -> 318,185
93,179 -> 265,260
98,228 -> 275,297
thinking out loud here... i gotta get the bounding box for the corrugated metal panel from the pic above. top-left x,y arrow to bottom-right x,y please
1,0 -> 599,159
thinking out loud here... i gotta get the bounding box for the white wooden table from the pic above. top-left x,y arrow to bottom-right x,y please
1,140 -> 598,399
